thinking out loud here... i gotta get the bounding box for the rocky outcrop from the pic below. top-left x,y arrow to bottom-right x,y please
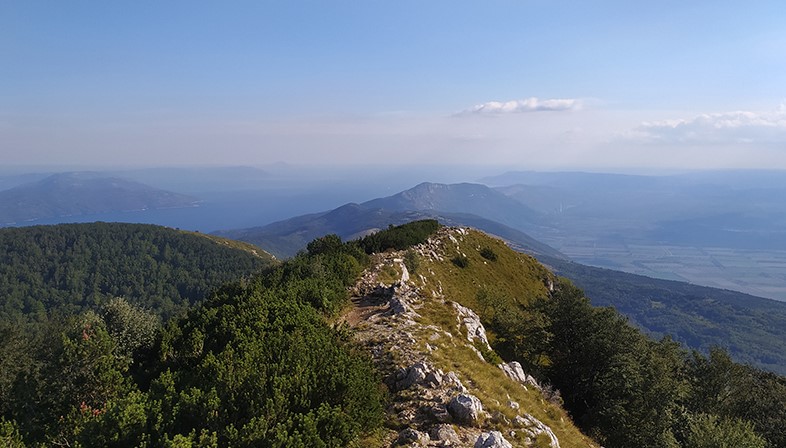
447,394 -> 484,425
429,424 -> 460,445
474,431 -> 513,448
515,414 -> 561,448
397,428 -> 430,446
394,361 -> 446,391
499,361 -> 542,391
452,302 -> 491,350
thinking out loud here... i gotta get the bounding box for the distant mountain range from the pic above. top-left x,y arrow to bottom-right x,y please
215,182 -> 558,259
0,172 -> 198,225
219,179 -> 786,374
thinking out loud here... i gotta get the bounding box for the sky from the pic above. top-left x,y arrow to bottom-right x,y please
2,1 -> 786,172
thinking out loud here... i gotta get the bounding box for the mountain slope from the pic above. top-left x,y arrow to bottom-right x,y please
0,172 -> 198,225
0,222 -> 275,320
540,255 -> 786,375
354,225 -> 785,447
216,181 -> 558,260
217,205 -> 564,260
363,182 -> 542,230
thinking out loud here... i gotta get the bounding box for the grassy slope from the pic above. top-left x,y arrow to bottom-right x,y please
407,228 -> 595,447
187,231 -> 277,260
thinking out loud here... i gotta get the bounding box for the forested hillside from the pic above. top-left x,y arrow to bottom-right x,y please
543,256 -> 786,375
0,222 -> 274,320
0,225 -> 382,447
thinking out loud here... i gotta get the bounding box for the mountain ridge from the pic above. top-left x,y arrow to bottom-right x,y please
0,172 -> 198,225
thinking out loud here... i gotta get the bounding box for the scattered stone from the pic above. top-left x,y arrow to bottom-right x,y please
507,400 -> 519,410
430,404 -> 452,423
499,361 -> 542,390
425,370 -> 443,388
429,424 -> 460,445
397,428 -> 429,446
444,371 -> 467,393
474,431 -> 513,448
395,362 -> 432,390
518,413 -> 561,448
447,393 -> 483,425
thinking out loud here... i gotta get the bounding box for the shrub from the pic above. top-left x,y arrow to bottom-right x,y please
404,249 -> 419,275
451,255 -> 469,268
358,220 -> 440,254
479,247 -> 497,261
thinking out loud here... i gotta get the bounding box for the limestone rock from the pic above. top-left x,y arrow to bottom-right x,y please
429,424 -> 460,445
429,404 -> 452,423
394,362 -> 445,391
444,371 -> 467,393
518,413 -> 560,448
425,370 -> 443,388
452,302 -> 491,350
447,393 -> 483,425
498,361 -> 542,390
474,431 -> 513,448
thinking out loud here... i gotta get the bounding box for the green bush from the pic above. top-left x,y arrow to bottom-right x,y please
404,249 -> 419,275
681,413 -> 765,448
451,255 -> 469,268
479,247 -> 497,261
358,220 -> 440,254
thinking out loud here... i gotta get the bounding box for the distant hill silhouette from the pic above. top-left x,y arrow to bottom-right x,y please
217,180 -> 561,261
0,172 -> 198,224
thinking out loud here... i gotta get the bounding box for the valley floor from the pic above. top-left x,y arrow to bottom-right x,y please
543,238 -> 786,301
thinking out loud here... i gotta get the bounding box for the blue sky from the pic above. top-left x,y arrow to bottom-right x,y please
3,1 -> 786,170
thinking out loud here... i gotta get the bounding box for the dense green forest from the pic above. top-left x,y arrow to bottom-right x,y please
542,256 -> 786,375
0,223 -> 273,321
0,225 -> 391,447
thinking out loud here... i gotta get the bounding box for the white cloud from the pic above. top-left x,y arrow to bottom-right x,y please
629,105 -> 786,144
458,97 -> 582,115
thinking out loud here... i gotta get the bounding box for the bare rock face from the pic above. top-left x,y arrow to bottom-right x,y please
474,431 -> 513,448
448,393 -> 484,425
498,361 -> 542,391
452,302 -> 491,350
395,362 -> 429,390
